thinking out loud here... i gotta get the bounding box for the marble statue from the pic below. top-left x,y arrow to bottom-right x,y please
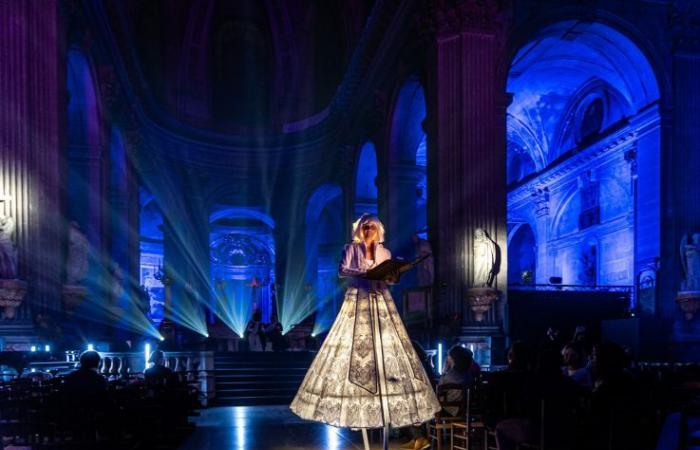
66,221 -> 89,284
412,234 -> 434,287
0,213 -> 17,278
473,228 -> 497,288
681,232 -> 700,291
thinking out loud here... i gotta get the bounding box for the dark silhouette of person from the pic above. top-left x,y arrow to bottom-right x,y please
144,350 -> 177,388
63,350 -> 108,398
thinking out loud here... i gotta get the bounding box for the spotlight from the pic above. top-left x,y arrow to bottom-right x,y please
87,343 -> 94,351
30,345 -> 37,352
437,343 -> 443,375
44,345 -> 51,352
311,333 -> 316,338
159,336 -> 165,341
239,333 -> 244,339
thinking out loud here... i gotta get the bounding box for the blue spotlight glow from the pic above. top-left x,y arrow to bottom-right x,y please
437,343 -> 443,375
325,424 -> 341,450
87,343 -> 94,351
144,343 -> 151,371
44,345 -> 50,352
232,406 -> 247,450
213,279 -> 255,338
30,345 -> 36,352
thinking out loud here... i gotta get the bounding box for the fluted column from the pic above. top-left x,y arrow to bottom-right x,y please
429,1 -> 508,324
0,1 -> 63,319
664,11 -> 700,358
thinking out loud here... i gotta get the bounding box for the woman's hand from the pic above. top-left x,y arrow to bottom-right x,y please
384,269 -> 400,284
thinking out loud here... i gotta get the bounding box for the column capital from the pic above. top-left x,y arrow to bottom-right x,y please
670,2 -> 700,54
433,0 -> 508,37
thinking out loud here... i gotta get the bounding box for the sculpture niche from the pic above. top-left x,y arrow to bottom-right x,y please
677,232 -> 700,321
466,228 -> 501,322
0,197 -> 27,320
62,221 -> 89,312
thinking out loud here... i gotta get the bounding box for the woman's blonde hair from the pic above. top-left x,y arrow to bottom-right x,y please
351,214 -> 385,244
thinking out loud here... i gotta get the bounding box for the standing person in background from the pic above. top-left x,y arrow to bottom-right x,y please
246,310 -> 263,351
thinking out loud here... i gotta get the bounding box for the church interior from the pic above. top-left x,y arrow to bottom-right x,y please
0,0 -> 699,449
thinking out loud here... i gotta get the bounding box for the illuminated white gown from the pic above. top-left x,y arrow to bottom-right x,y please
290,243 -> 440,428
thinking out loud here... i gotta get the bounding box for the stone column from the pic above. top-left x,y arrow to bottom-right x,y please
665,10 -> 700,359
428,1 -> 508,324
0,1 -> 63,324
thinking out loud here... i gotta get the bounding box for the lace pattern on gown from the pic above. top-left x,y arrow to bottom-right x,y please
290,287 -> 441,428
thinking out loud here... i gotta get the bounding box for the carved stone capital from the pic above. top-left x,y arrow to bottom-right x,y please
434,0 -> 507,36
466,287 -> 500,322
670,2 -> 700,53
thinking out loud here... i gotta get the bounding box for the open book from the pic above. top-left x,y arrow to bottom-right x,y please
362,253 -> 431,281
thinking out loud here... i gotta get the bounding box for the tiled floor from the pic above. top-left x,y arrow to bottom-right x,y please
179,405 -> 419,450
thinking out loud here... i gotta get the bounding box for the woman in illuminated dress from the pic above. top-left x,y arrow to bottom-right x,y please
291,214 -> 440,429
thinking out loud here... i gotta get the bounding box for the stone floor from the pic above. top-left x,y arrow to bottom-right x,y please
179,405 -> 420,450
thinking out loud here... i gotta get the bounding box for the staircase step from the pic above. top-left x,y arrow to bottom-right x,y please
212,352 -> 314,407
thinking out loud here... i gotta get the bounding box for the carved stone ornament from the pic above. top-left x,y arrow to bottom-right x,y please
676,291 -> 700,321
466,287 -> 499,322
0,279 -> 27,320
434,0 -> 505,35
670,2 -> 700,53
62,284 -> 88,314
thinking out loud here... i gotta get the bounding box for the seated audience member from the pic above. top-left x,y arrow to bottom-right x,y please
63,350 -> 108,397
495,349 -> 580,450
506,340 -> 531,372
486,342 -> 532,427
144,350 -> 177,387
562,341 -> 592,389
438,344 -> 475,416
465,347 -> 482,378
587,342 -> 644,450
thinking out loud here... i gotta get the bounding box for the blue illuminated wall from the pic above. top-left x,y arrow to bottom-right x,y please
355,142 -> 378,216
506,21 -> 661,292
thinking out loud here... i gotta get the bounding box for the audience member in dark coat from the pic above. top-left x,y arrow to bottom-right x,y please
63,350 -> 108,398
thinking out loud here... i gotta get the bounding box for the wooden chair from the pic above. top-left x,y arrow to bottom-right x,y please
450,385 -> 489,450
427,383 -> 468,450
